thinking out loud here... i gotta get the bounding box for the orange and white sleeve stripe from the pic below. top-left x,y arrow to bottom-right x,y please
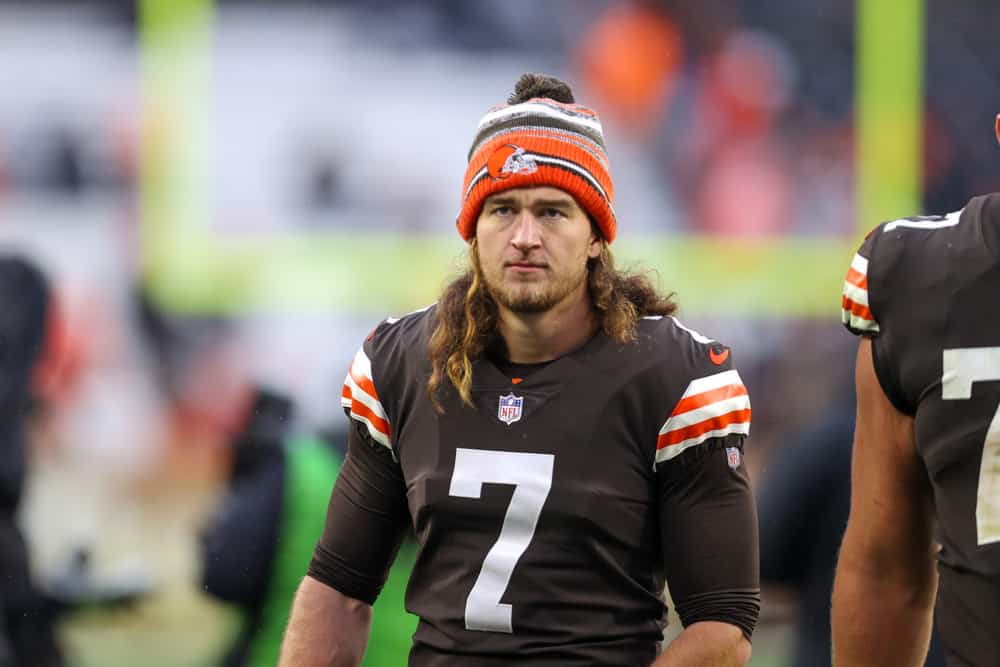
841,253 -> 880,333
341,347 -> 392,450
656,370 -> 751,464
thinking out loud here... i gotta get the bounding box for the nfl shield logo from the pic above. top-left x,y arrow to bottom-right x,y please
497,393 -> 523,425
726,447 -> 741,469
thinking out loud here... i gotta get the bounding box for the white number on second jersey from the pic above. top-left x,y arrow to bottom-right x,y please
943,347 -> 1000,545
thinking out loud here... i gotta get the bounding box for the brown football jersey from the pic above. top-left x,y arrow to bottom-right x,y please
842,193 -> 1000,666
321,307 -> 759,665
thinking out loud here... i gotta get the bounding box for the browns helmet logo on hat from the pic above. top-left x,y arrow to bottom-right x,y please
487,144 -> 538,180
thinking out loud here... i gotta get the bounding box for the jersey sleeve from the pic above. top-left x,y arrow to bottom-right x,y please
841,231 -> 880,335
341,327 -> 393,452
839,223 -> 922,413
307,420 -> 409,604
655,360 -> 751,466
308,324 -> 411,603
649,322 -> 759,638
657,436 -> 760,641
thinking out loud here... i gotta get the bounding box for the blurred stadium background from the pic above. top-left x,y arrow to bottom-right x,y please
2,0 -> 999,665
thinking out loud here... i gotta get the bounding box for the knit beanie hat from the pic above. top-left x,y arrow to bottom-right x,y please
456,73 -> 617,243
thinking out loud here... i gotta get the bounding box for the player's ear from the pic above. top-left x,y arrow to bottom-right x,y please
588,236 -> 602,259
995,113 -> 1000,147
587,218 -> 603,259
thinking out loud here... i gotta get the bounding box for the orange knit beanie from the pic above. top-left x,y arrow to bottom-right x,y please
456,73 -> 617,243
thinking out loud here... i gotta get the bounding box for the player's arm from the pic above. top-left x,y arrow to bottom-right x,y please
652,620 -> 750,666
281,576 -> 371,667
831,338 -> 937,667
654,436 -> 759,667
279,421 -> 410,667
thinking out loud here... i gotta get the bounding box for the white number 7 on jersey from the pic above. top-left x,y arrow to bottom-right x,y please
943,347 -> 1000,545
449,448 -> 554,633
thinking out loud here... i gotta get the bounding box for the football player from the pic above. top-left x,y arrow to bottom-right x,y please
832,116 -> 1000,666
280,73 -> 760,666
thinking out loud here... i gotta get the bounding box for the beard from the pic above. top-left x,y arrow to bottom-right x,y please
479,256 -> 590,314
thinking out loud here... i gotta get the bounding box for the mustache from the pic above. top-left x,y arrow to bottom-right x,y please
502,256 -> 548,268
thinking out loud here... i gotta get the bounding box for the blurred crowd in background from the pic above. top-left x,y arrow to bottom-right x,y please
1,0 -> 998,665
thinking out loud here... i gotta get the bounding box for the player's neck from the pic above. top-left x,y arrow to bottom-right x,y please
496,292 -> 598,364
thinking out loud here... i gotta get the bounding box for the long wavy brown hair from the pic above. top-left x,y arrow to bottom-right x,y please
427,240 -> 677,410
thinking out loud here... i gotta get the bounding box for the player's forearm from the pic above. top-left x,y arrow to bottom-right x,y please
832,548 -> 936,667
279,576 -> 372,667
651,621 -> 750,667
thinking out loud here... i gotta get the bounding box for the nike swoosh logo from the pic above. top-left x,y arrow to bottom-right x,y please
709,347 -> 730,366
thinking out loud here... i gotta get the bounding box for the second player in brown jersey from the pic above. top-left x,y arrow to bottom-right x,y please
835,184 -> 1000,665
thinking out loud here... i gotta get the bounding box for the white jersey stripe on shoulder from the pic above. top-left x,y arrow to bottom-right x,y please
842,281 -> 869,307
654,370 -> 750,465
884,209 -> 962,232
344,372 -> 388,424
659,394 -> 751,433
342,347 -> 391,448
350,347 -> 373,377
678,369 -> 743,398
842,309 -> 880,333
669,317 -> 714,345
842,252 -> 878,333
655,422 -> 751,463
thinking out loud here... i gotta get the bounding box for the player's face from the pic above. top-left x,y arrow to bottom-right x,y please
475,186 -> 602,314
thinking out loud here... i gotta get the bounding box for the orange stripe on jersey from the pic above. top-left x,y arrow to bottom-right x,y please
845,267 -> 868,289
842,295 -> 874,321
342,384 -> 391,439
657,408 -> 753,449
349,367 -> 380,403
669,383 -> 748,418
